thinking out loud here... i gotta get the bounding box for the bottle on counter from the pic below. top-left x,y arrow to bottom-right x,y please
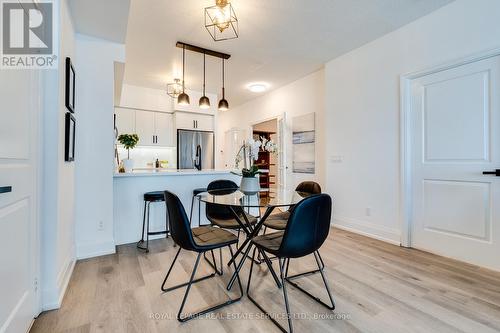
155,158 -> 160,168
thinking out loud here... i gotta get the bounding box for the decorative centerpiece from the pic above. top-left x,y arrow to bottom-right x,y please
234,137 -> 277,194
117,134 -> 139,173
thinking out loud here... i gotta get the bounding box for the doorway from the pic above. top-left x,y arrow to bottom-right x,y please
253,118 -> 279,198
401,52 -> 500,271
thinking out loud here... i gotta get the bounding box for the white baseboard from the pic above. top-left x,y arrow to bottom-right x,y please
76,239 -> 116,260
332,215 -> 401,246
42,252 -> 75,311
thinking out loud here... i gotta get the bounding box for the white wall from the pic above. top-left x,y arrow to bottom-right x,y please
217,69 -> 326,188
75,35 -> 125,259
41,0 -> 77,310
325,0 -> 500,244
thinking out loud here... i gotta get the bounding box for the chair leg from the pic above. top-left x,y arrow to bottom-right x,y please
161,248 -> 216,293
203,250 -> 223,275
137,201 -> 151,253
189,195 -> 195,226
247,250 -> 293,333
284,251 -> 335,310
285,251 -> 325,281
163,247 -> 242,322
280,258 -> 294,333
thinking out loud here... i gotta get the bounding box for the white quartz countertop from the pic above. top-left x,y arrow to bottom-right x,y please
113,169 -> 237,178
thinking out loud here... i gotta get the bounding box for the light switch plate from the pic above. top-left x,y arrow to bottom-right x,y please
329,155 -> 343,163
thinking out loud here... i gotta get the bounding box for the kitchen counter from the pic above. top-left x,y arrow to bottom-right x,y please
113,169 -> 236,177
113,169 -> 241,245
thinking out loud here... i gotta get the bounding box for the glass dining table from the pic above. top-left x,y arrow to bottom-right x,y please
196,188 -> 312,291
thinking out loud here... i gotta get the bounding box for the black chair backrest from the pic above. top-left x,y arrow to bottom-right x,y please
296,181 -> 322,194
206,179 -> 240,220
164,190 -> 197,251
278,194 -> 332,258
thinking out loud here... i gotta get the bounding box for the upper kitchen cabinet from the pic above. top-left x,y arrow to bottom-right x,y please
174,112 -> 214,131
173,90 -> 217,115
115,108 -> 174,147
114,107 -> 135,135
135,110 -> 175,147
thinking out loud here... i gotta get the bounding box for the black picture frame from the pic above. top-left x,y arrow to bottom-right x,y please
65,57 -> 75,113
65,112 -> 76,162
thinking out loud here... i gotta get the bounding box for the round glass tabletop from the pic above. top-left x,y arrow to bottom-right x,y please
197,188 -> 312,208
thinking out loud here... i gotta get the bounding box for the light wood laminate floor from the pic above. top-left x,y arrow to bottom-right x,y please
31,228 -> 500,333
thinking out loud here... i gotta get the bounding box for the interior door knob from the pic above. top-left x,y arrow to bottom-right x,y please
483,169 -> 500,176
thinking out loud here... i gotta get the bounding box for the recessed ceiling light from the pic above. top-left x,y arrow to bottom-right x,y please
247,82 -> 269,93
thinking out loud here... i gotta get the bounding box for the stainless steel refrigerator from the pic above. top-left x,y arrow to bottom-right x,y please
177,129 -> 215,170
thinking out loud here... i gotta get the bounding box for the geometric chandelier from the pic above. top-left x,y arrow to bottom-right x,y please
204,0 -> 238,41
166,78 -> 183,98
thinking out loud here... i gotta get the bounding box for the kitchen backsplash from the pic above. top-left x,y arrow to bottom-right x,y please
117,146 -> 177,169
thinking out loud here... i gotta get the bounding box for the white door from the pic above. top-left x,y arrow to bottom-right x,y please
410,56 -> 500,271
135,110 -> 155,146
0,70 -> 39,331
154,112 -> 174,146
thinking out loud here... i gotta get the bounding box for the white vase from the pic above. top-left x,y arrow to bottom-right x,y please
240,176 -> 260,194
123,159 -> 134,173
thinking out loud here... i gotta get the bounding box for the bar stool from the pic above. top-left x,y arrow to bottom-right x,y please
189,188 -> 207,226
137,191 -> 169,252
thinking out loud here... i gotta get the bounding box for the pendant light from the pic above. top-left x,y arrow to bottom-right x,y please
199,52 -> 210,109
218,58 -> 229,111
177,45 -> 190,105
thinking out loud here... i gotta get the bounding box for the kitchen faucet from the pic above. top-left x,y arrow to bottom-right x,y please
194,144 -> 202,170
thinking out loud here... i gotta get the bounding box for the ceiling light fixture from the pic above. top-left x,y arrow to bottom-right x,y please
166,78 -> 182,98
205,0 -> 238,41
177,45 -> 190,105
247,83 -> 269,93
199,52 -> 210,109
218,58 -> 229,111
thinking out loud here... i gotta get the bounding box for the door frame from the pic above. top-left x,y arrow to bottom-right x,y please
399,47 -> 500,247
250,113 -> 287,190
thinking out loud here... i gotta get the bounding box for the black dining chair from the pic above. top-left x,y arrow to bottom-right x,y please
206,179 -> 258,232
161,190 -> 243,322
246,194 -> 335,333
263,181 -> 322,231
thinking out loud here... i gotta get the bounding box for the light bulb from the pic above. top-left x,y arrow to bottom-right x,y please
214,6 -> 230,32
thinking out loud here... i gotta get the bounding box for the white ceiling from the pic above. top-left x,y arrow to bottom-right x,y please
68,0 -> 131,43
70,0 -> 454,107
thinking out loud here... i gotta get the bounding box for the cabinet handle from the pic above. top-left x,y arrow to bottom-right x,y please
196,120 -> 198,128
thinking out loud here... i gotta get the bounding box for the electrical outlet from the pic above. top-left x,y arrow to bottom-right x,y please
365,207 -> 372,217
98,220 -> 104,231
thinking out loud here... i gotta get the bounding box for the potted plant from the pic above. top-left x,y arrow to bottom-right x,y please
234,137 -> 277,194
118,134 -> 139,173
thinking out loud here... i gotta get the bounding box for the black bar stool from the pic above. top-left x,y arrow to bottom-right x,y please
189,188 -> 207,226
137,191 -> 169,252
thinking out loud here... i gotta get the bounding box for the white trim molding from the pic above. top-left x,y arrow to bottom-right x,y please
41,253 -> 75,311
76,239 -> 116,260
399,46 -> 500,248
332,216 -> 401,246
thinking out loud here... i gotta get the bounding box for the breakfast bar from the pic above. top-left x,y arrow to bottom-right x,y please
113,169 -> 240,245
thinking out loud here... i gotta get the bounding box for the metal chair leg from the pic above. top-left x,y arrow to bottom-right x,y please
162,247 -> 243,322
137,200 -> 147,251
280,258 -> 294,333
284,251 -> 335,310
203,250 -> 223,275
247,251 -> 292,333
189,195 -> 195,226
137,201 -> 151,252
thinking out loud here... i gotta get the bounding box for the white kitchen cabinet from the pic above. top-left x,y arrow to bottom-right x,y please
154,112 -> 174,146
175,112 -> 214,131
134,110 -> 175,147
135,111 -> 155,146
114,107 -> 135,135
